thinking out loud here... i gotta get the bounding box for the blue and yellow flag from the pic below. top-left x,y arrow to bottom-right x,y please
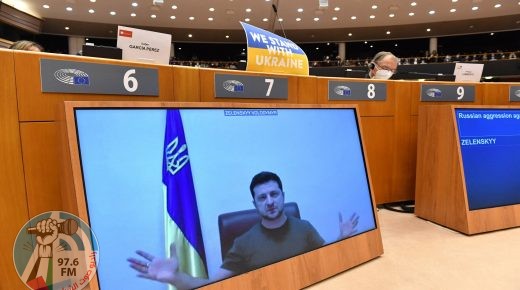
240,22 -> 309,75
162,109 -> 207,282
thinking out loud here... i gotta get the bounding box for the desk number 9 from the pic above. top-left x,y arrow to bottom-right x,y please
457,86 -> 464,100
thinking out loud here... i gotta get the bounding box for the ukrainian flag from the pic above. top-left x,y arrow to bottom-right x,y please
162,109 -> 208,285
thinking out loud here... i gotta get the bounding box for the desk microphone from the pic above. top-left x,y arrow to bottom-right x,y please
272,4 -> 287,38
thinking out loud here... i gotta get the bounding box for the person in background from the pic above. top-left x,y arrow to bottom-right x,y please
9,40 -> 43,52
367,51 -> 399,80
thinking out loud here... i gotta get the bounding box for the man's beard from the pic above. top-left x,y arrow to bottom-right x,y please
262,208 -> 284,220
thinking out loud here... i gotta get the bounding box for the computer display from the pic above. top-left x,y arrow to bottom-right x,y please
455,108 -> 520,210
70,104 -> 377,289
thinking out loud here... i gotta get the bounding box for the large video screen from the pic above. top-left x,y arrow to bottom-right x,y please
455,108 -> 520,210
73,106 -> 377,289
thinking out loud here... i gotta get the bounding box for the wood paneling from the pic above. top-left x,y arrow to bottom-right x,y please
173,65 -> 200,102
482,82 -> 513,105
20,122 -> 63,216
0,49 -> 30,290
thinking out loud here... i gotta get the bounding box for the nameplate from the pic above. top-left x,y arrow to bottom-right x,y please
420,84 -> 475,102
509,86 -> 520,102
328,80 -> 387,101
40,59 -> 159,96
214,73 -> 288,99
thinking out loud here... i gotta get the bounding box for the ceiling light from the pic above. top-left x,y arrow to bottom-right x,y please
409,12 -> 415,16
370,45 -> 373,48
262,18 -> 268,22
334,7 -> 340,11
245,18 -> 250,22
170,15 -> 175,19
315,47 -> 319,50
132,2 -> 138,7
225,35 -> 230,38
452,0 -> 458,2
370,15 -> 375,19
348,33 -> 353,36
90,0 -> 96,2
131,13 -> 136,17
172,5 -> 177,9
245,8 -> 251,12
372,5 -> 378,9
65,26 -> 70,30
389,13 -> 395,17
314,17 -> 320,21
494,4 -> 501,8
351,16 -> 357,20
110,11 -> 116,15
472,6 -> 479,10
332,16 -> 338,20
209,7 -> 215,11
297,8 -> 303,12
450,8 -> 456,12
43,4 -> 50,9
426,28 -> 431,32
89,9 -> 95,13
386,31 -> 391,35
411,2 -> 417,6
429,10 -> 435,14
188,34 -> 192,38
490,32 -> 495,35
208,17 -> 214,21
278,18 -> 283,21
151,14 -> 156,18
296,18 -> 301,21
66,7 -> 72,11
395,44 -> 398,47
189,16 -> 195,20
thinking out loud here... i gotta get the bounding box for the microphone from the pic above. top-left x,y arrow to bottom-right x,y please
271,4 -> 287,38
27,219 -> 79,235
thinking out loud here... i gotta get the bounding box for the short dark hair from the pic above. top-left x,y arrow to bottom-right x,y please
250,171 -> 283,199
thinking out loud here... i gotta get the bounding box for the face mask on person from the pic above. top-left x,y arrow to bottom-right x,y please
373,69 -> 393,80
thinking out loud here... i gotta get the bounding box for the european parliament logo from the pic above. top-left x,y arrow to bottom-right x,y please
223,80 -> 244,93
426,88 -> 442,98
334,86 -> 352,97
54,69 -> 90,85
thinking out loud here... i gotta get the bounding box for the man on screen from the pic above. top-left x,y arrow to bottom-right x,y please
128,171 -> 360,289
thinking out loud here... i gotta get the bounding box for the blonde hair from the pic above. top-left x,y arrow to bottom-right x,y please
9,40 -> 43,52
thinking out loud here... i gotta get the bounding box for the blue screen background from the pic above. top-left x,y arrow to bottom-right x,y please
456,109 -> 520,210
75,108 -> 376,289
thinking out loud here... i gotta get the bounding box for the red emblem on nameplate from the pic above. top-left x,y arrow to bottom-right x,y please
119,29 -> 133,37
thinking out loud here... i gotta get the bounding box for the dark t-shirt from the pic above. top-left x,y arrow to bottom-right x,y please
221,216 -> 325,273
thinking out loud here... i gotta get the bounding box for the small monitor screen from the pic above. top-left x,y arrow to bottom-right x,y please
72,106 -> 377,289
455,108 -> 520,210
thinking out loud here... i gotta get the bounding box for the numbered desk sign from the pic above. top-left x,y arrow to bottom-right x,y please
13,211 -> 99,290
420,84 -> 475,102
510,86 -> 520,102
214,73 -> 288,99
328,80 -> 387,101
40,59 -> 159,96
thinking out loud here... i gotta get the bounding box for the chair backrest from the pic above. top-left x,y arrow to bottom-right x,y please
217,202 -> 300,260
